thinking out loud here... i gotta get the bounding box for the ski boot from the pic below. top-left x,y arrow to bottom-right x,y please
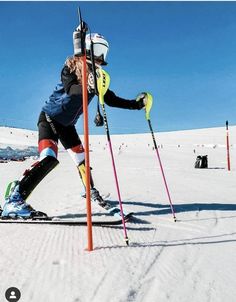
90,188 -> 131,218
82,187 -> 107,207
1,181 -> 47,219
90,188 -> 109,209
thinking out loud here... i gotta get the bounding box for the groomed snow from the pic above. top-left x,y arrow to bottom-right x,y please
0,125 -> 235,302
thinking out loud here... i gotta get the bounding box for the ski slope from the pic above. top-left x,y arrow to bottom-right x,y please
0,125 -> 235,302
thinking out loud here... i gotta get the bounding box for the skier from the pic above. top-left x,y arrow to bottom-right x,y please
1,31 -> 149,219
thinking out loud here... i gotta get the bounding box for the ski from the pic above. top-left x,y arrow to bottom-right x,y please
88,191 -> 131,219
92,198 -> 131,218
0,213 -> 133,226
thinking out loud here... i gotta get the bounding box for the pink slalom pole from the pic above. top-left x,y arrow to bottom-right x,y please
154,145 -> 176,221
107,140 -> 129,241
102,104 -> 129,245
148,119 -> 177,221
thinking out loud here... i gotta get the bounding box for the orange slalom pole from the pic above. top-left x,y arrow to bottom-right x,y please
226,120 -> 231,171
81,55 -> 93,251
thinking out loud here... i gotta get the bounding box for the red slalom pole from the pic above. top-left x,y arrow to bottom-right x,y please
81,55 -> 93,251
226,120 -> 231,171
76,8 -> 93,251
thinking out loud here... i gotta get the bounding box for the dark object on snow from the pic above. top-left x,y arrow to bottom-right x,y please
195,155 -> 208,169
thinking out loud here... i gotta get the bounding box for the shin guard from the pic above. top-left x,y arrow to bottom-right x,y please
77,160 -> 94,190
19,156 -> 59,200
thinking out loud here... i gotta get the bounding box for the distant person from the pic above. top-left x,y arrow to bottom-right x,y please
1,31 -> 149,219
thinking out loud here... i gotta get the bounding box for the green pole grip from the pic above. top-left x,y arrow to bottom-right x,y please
97,68 -> 110,105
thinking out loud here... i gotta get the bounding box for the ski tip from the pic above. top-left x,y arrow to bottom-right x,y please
124,212 -> 134,222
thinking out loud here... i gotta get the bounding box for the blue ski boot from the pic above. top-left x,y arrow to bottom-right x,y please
1,181 -> 47,219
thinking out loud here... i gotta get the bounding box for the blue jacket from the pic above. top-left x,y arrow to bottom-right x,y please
42,65 -> 143,126
42,82 -> 95,126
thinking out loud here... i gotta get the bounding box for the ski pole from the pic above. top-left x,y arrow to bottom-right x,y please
143,93 -> 177,221
89,33 -> 104,127
75,7 -> 93,251
226,120 -> 231,171
97,69 -> 129,245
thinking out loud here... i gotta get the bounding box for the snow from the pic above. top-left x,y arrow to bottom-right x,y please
0,125 -> 235,302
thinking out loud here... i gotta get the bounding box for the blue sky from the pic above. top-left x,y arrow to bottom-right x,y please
0,1 -> 236,134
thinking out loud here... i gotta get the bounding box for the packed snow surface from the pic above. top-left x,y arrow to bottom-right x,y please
0,125 -> 235,302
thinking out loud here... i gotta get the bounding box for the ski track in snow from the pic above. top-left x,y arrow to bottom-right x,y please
0,126 -> 236,302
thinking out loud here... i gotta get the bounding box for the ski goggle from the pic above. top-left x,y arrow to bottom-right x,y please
87,43 -> 109,65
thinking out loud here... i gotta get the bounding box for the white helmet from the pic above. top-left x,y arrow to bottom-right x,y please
85,33 -> 109,65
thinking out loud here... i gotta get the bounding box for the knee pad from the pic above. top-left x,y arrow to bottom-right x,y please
19,156 -> 59,200
67,144 -> 85,166
39,139 -> 58,159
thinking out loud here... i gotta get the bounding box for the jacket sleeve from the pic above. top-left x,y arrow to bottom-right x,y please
104,89 -> 141,110
61,65 -> 82,96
